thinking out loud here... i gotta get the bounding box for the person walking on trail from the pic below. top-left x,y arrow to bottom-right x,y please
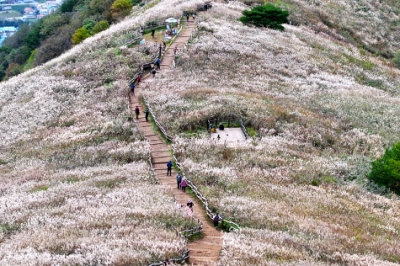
186,12 -> 189,22
145,109 -> 149,122
151,68 -> 156,78
130,82 -> 135,95
213,213 -> 220,227
176,173 -> 182,189
151,29 -> 155,38
155,58 -> 161,69
192,12 -> 196,20
136,74 -> 141,84
167,161 -> 172,176
135,106 -> 140,119
174,46 -> 178,55
181,178 -> 187,192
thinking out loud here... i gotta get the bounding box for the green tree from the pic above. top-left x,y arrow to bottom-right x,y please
368,142 -> 400,194
71,27 -> 91,44
110,0 -> 132,20
40,14 -> 70,38
24,21 -> 43,50
82,18 -> 96,31
393,49 -> 400,69
91,20 -> 110,34
60,0 -> 79,13
239,3 -> 289,31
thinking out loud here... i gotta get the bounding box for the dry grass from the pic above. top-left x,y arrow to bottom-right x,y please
143,1 -> 400,264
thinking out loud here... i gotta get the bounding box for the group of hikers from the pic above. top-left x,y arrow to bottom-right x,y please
174,169 -> 188,192
170,161 -> 220,226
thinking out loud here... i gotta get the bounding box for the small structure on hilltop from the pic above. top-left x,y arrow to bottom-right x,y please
208,117 -> 248,143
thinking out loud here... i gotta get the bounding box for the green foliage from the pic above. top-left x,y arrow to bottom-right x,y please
0,0 -> 114,80
91,20 -> 110,34
246,127 -> 257,137
40,14 -> 70,38
82,18 -> 96,31
71,27 -> 91,44
23,49 -> 36,71
60,0 -> 79,13
24,20 -> 43,50
368,142 -> 400,194
239,3 -> 289,31
131,0 -> 141,5
356,73 -> 384,89
393,49 -> 400,68
30,185 -> 49,192
110,0 -> 133,20
1,223 -> 20,235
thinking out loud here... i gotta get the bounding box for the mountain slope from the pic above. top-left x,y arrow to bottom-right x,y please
143,1 -> 400,264
0,0 -> 400,264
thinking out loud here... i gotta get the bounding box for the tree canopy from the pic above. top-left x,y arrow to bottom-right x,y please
368,142 -> 400,194
239,4 -> 289,31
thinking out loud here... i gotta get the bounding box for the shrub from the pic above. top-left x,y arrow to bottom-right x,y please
91,20 -> 110,34
239,3 -> 289,31
71,27 -> 91,44
367,142 -> 400,194
82,18 -> 96,32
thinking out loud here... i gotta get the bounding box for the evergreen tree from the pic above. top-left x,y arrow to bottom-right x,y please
368,142 -> 400,194
239,4 -> 289,31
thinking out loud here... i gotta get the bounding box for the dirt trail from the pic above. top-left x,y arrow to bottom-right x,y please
129,17 -> 222,265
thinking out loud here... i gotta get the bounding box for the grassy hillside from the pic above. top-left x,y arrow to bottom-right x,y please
0,0 -> 400,264
0,1 -> 197,263
268,0 -> 400,58
143,1 -> 400,264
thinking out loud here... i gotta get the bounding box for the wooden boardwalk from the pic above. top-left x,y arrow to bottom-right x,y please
129,17 -> 222,265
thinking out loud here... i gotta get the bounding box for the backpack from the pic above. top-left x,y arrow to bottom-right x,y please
167,161 -> 172,167
177,175 -> 182,182
213,215 -> 219,222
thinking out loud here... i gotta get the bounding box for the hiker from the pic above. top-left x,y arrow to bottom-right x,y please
135,106 -> 140,119
167,161 -> 172,176
181,178 -> 187,192
217,134 -> 220,141
176,173 -> 182,189
155,58 -> 161,69
192,12 -> 196,19
174,46 -> 178,55
136,74 -> 141,84
130,82 -> 135,95
145,109 -> 149,122
213,213 -> 220,227
187,200 -> 194,210
151,29 -> 155,38
151,68 -> 156,78
186,12 -> 189,22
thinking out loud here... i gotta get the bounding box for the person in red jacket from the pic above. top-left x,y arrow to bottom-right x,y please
181,178 -> 187,192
